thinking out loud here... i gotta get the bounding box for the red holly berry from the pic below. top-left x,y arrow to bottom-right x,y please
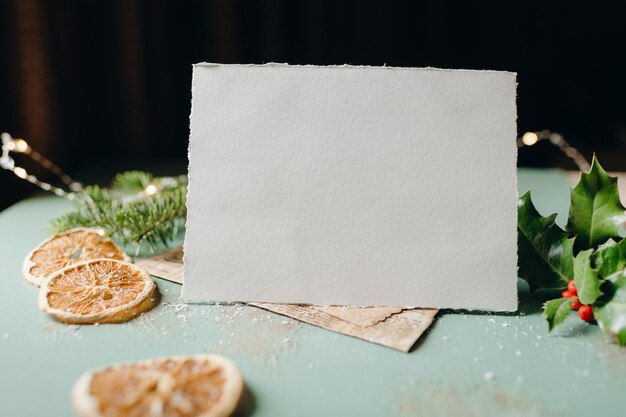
578,305 -> 594,322
562,290 -> 574,298
571,298 -> 582,310
567,280 -> 577,295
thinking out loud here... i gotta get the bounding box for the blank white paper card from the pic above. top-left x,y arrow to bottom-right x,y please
183,63 -> 517,311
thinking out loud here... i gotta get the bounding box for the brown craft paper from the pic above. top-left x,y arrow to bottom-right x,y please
136,246 -> 438,352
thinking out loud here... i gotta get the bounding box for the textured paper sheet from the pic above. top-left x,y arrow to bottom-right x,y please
321,305 -> 402,327
184,63 -> 518,310
136,246 -> 184,283
137,247 -> 438,351
250,303 -> 437,352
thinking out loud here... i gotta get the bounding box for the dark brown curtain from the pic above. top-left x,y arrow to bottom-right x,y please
2,1 -> 626,210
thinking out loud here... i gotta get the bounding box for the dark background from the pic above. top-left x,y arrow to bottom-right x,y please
1,0 -> 626,211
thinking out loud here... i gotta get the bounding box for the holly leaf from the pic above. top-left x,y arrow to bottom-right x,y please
544,297 -> 574,332
518,191 -> 575,291
591,239 -> 626,278
593,238 -> 626,279
568,156 -> 626,251
594,276 -> 626,346
573,249 -> 603,305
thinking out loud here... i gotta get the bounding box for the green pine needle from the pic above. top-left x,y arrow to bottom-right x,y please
113,171 -> 154,191
51,172 -> 187,252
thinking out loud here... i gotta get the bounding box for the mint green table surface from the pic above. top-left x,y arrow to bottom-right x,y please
1,169 -> 623,417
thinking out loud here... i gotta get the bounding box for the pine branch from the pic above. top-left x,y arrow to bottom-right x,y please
113,171 -> 154,191
116,187 -> 187,248
51,172 -> 187,251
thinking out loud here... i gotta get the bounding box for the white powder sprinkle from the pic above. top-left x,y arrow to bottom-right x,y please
483,371 -> 495,381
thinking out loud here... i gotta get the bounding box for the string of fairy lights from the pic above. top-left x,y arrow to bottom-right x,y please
2,130 -> 590,200
1,132 -> 82,199
516,130 -> 590,172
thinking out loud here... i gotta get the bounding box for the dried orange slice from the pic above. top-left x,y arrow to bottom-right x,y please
38,259 -> 156,324
72,354 -> 244,417
23,227 -> 131,287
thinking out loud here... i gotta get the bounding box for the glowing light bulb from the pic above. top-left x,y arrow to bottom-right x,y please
13,167 -> 27,179
522,132 -> 539,146
144,184 -> 158,196
11,139 -> 29,153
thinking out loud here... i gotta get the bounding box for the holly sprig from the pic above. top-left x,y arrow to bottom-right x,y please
519,157 -> 626,344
